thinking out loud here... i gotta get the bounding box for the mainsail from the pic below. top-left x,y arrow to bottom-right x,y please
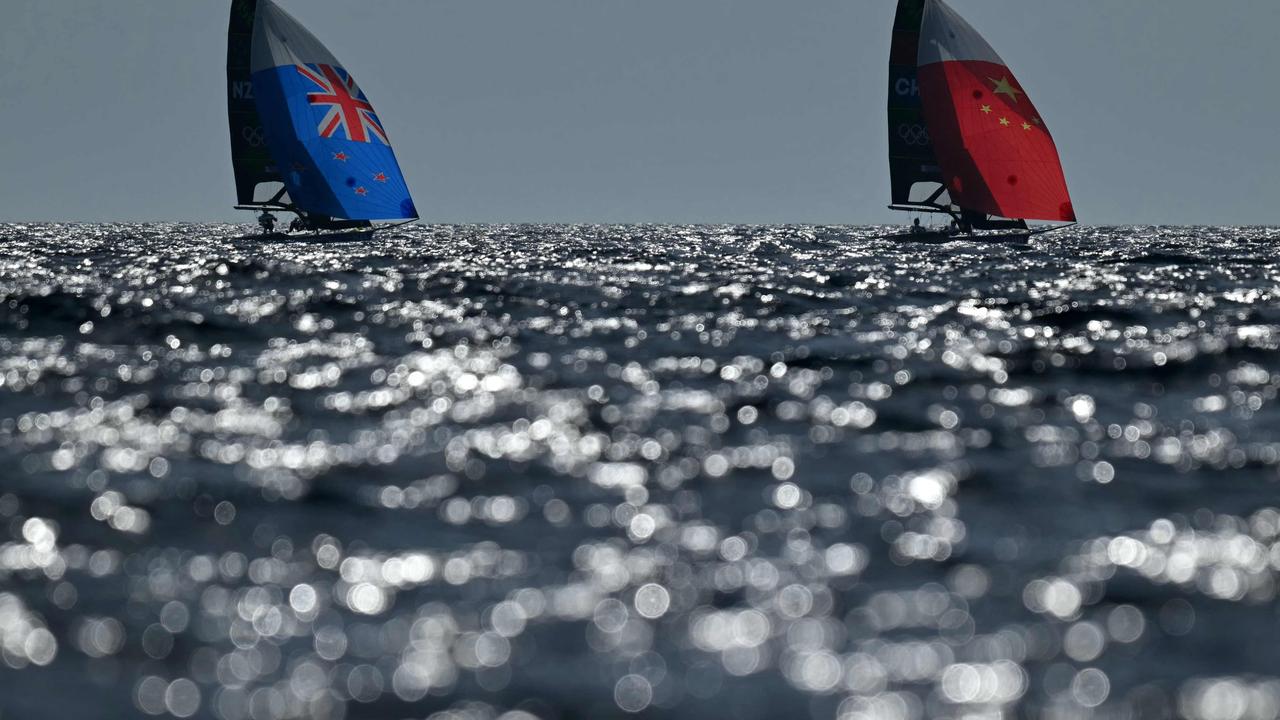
887,0 -> 944,208
227,0 -> 281,206
230,0 -> 418,222
914,0 -> 1074,222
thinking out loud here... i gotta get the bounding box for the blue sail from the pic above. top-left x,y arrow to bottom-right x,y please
249,0 -> 417,221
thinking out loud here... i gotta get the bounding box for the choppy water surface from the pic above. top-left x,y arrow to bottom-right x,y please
2,224 -> 1280,720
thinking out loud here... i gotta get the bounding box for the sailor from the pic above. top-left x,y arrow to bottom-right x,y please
258,211 -> 277,234
290,216 -> 307,233
910,217 -> 926,235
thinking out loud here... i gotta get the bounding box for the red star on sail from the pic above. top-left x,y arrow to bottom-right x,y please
354,186 -> 368,196
333,152 -> 349,162
372,172 -> 388,183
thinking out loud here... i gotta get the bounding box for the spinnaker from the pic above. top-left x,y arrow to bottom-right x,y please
887,0 -> 1074,235
227,0 -> 418,231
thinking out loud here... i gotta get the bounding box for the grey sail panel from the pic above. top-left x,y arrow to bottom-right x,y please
887,0 -> 944,207
227,0 -> 281,206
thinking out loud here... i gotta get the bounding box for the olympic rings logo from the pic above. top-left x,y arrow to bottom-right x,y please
242,126 -> 266,148
897,124 -> 931,147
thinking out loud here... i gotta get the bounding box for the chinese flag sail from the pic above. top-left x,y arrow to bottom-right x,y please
916,0 -> 1074,222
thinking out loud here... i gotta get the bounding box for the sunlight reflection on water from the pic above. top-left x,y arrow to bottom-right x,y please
0,223 -> 1279,719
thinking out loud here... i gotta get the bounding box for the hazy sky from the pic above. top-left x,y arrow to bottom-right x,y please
1,1 -> 1277,225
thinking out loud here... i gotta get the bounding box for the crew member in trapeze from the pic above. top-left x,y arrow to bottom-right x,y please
258,211 -> 277,235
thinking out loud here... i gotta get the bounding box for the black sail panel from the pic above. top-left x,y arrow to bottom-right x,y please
887,0 -> 944,207
227,0 -> 280,206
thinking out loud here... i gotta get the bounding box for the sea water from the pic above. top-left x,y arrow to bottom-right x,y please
1,223 -> 1278,719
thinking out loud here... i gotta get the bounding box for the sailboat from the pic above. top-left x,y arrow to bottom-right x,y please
887,0 -> 1074,242
227,0 -> 418,235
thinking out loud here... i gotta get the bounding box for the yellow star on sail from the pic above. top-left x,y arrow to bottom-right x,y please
999,117 -> 1010,127
988,76 -> 1024,103
980,104 -> 992,114
1021,122 -> 1032,131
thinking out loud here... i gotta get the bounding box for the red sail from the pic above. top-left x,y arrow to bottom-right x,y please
916,0 -> 1074,222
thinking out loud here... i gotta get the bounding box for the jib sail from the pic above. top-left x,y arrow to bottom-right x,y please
887,0 -> 945,208
227,0 -> 282,206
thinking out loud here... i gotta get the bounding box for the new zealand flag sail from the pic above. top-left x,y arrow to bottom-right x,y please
249,0 -> 417,221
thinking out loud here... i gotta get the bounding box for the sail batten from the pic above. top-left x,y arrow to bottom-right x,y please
913,0 -> 1074,223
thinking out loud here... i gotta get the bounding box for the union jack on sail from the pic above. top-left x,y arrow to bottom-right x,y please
296,64 -> 389,145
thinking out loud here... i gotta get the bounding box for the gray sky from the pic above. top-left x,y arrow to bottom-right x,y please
1,1 -> 1276,225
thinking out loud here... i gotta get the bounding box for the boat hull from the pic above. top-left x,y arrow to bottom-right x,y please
880,230 -> 1031,244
